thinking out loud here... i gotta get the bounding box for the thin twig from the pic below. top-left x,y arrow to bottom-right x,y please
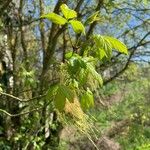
0,92 -> 46,102
0,107 -> 42,117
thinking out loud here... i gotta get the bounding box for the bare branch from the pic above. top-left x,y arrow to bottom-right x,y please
0,92 -> 46,102
0,107 -> 42,117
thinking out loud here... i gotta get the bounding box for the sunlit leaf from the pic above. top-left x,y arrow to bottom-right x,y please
99,48 -> 107,60
93,35 -> 128,60
78,68 -> 88,85
65,51 -> 73,59
93,35 -> 112,59
41,13 -> 67,25
68,56 -> 87,75
60,4 -> 77,20
104,36 -> 128,54
81,88 -> 94,110
69,20 -> 85,34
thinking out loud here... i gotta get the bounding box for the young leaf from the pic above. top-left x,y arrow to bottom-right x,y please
98,48 -> 107,60
68,56 -> 87,75
41,13 -> 67,25
78,68 -> 88,85
93,35 -> 112,59
58,85 -> 74,102
54,87 -> 66,111
54,85 -> 75,111
84,11 -> 100,25
87,63 -> 103,86
69,20 -> 85,34
104,36 -> 128,54
81,88 -> 94,110
46,84 -> 59,100
65,51 -> 73,59
60,4 -> 77,20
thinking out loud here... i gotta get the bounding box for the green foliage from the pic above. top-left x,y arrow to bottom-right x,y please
86,63 -> 103,86
60,4 -> 77,20
41,4 -> 85,34
93,35 -> 112,59
0,1 -> 148,150
104,36 -> 128,54
46,83 -> 59,100
137,143 -> 150,150
54,84 -> 75,111
81,88 -> 94,110
92,68 -> 150,150
66,55 -> 103,89
20,66 -> 36,87
46,83 -> 75,111
92,35 -> 128,60
41,13 -> 67,25
69,20 -> 85,34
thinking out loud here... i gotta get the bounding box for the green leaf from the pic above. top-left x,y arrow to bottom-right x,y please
78,68 -> 88,85
41,13 -> 67,25
54,85 -> 75,111
93,35 -> 112,59
65,51 -> 73,59
81,88 -> 94,110
104,36 -> 128,54
60,4 -> 77,20
46,84 -> 59,100
59,85 -> 74,102
87,63 -> 103,86
68,56 -> 87,75
54,88 -> 66,111
69,20 -> 85,34
93,35 -> 128,60
99,48 -> 107,60
84,11 -> 100,25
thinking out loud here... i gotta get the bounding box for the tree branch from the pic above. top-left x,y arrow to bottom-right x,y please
0,92 -> 46,102
104,31 -> 150,85
0,107 -> 42,117
86,0 -> 104,39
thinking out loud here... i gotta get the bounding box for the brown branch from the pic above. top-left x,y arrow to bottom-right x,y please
74,0 -> 84,12
0,92 -> 46,102
62,31 -> 67,62
0,107 -> 42,117
117,19 -> 150,39
19,0 -> 28,64
41,0 -> 67,80
39,0 -> 46,59
86,0 -> 104,39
